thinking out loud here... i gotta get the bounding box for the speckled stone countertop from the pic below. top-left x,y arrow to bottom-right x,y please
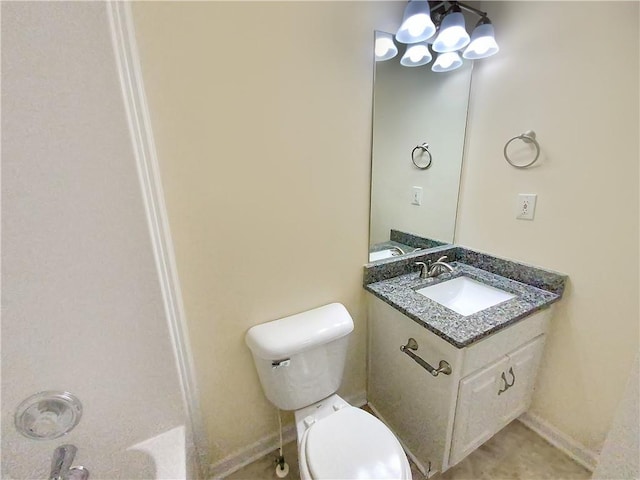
369,231 -> 449,260
364,247 -> 566,348
389,229 -> 448,250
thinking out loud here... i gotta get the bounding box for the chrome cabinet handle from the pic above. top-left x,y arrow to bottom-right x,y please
400,338 -> 452,377
498,372 -> 509,395
498,367 -> 516,395
506,367 -> 516,387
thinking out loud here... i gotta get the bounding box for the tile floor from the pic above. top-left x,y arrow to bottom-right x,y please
430,420 -> 591,480
224,413 -> 592,480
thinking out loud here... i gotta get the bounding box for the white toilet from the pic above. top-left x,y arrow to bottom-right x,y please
246,303 -> 411,480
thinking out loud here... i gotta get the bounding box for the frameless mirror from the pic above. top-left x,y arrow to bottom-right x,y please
369,30 -> 473,262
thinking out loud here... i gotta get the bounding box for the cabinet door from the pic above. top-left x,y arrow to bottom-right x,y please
497,335 -> 546,425
449,356 -> 509,466
449,335 -> 546,468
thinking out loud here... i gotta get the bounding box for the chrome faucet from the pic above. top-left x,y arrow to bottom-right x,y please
415,256 -> 454,279
50,444 -> 76,480
390,246 -> 406,256
50,445 -> 89,480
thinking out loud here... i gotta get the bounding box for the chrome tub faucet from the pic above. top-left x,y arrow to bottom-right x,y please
50,445 -> 89,480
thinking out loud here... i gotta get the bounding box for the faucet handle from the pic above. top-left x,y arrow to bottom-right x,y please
68,466 -> 90,480
50,444 -> 77,480
436,255 -> 448,263
414,262 -> 428,278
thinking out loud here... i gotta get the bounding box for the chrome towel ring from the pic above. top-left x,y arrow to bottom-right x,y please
411,142 -> 433,170
504,130 -> 540,169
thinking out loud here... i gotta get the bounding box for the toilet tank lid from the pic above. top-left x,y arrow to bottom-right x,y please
245,303 -> 354,359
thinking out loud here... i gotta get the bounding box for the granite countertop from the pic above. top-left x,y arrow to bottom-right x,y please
369,231 -> 449,256
365,261 -> 561,348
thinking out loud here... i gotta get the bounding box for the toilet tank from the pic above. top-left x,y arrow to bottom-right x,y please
245,303 -> 354,411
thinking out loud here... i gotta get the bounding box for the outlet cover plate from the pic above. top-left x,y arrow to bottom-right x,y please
517,194 -> 537,220
411,186 -> 423,206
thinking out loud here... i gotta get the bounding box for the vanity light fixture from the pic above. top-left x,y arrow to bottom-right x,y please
375,31 -> 399,61
378,1 -> 499,72
401,41 -> 433,67
431,51 -> 463,72
396,0 -> 437,44
463,17 -> 499,59
432,4 -> 470,53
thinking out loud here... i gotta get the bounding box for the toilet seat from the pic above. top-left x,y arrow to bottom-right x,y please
299,407 -> 411,480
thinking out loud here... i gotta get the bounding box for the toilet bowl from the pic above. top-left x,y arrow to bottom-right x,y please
295,395 -> 411,480
246,303 -> 411,480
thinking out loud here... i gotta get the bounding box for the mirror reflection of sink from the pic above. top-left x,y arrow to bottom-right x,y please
415,276 -> 516,316
368,249 -> 402,262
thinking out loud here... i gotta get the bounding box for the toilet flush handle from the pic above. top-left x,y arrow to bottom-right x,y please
400,338 -> 452,377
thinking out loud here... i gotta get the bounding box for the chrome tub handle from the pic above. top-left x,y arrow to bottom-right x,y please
400,338 -> 452,377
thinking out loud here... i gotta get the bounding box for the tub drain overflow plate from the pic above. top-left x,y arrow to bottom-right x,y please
15,391 -> 82,440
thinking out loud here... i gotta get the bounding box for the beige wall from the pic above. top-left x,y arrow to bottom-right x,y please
457,1 -> 639,453
131,1 -> 404,467
132,0 -> 638,468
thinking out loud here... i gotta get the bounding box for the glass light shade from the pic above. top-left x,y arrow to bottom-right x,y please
463,23 -> 499,59
375,32 -> 398,61
432,11 -> 470,53
432,51 -> 463,72
396,1 -> 436,44
400,42 -> 432,67
425,29 -> 438,44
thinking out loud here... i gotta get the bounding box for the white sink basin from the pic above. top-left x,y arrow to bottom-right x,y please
415,276 -> 516,316
369,249 -> 400,262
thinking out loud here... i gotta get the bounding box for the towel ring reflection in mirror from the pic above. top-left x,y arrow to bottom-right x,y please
412,143 -> 432,170
504,130 -> 540,169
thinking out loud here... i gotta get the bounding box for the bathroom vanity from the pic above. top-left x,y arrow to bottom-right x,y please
363,247 -> 566,477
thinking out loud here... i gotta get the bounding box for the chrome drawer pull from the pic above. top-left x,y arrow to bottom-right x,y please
400,338 -> 452,377
498,367 -> 516,395
506,367 -> 516,387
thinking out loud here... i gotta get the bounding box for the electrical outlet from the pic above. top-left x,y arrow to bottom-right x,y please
517,194 -> 537,220
411,186 -> 423,206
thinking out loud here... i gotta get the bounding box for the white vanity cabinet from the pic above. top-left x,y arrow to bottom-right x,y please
367,295 -> 551,476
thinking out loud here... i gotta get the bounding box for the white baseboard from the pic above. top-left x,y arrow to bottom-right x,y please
208,423 -> 297,479
209,391 -> 367,479
518,412 -> 599,472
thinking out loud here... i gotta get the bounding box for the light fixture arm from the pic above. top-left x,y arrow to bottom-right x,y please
454,1 -> 487,19
473,16 -> 493,27
429,0 -> 487,21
